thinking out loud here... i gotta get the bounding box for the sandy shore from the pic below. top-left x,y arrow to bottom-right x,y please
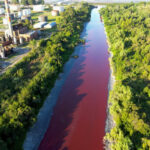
104,52 -> 115,150
104,27 -> 115,150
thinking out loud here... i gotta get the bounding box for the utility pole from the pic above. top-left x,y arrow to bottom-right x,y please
4,0 -> 13,38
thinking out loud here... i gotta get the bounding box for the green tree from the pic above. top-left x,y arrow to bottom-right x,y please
28,0 -> 36,5
21,0 -> 28,5
12,0 -> 19,4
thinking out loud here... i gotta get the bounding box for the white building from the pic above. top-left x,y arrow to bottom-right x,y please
44,22 -> 56,29
53,6 -> 64,13
9,4 -> 20,11
33,5 -> 45,12
0,8 -> 5,15
5,29 -> 10,37
18,11 -> 22,18
0,46 -> 5,58
3,18 -> 8,25
22,9 -> 31,16
57,2 -> 63,5
33,22 -> 47,29
51,10 -> 59,16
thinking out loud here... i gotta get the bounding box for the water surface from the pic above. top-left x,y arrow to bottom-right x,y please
39,8 -> 109,150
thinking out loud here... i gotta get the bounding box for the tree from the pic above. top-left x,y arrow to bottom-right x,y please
21,0 -> 28,5
12,0 -> 19,4
28,0 -> 35,5
0,139 -> 8,150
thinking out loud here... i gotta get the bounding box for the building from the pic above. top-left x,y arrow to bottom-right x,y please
38,16 -> 48,22
57,1 -> 63,5
19,30 -> 38,42
44,22 -> 56,29
9,4 -> 20,12
18,11 -> 22,18
53,6 -> 64,13
12,23 -> 28,37
18,10 -> 31,19
12,24 -> 38,43
33,22 -> 47,29
51,10 -> 59,16
22,9 -> 31,16
33,5 -> 45,12
0,36 -> 13,58
3,18 -> 8,24
0,8 -> 5,15
3,14 -> 15,23
5,23 -> 38,44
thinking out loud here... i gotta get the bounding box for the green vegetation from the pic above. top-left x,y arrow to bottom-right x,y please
31,9 -> 57,24
0,1 -> 4,5
20,0 -> 43,5
12,0 -> 19,4
0,3 -> 92,150
100,2 -> 150,150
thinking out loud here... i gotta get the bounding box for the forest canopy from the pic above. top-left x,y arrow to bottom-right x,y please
100,2 -> 150,150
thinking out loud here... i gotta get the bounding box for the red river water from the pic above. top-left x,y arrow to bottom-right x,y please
38,8 -> 110,150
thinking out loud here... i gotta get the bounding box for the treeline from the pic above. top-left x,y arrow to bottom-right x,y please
12,0 -> 44,5
100,2 -> 150,150
0,3 -> 92,150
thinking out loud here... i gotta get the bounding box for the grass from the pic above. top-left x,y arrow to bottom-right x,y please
40,26 -> 57,37
31,9 -> 58,23
137,3 -> 150,15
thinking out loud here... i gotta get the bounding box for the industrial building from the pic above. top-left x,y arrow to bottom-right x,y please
51,10 -> 59,16
1,22 -> 39,58
9,4 -> 20,11
5,23 -> 39,43
33,22 -> 48,29
44,22 -> 56,29
38,15 -> 48,22
22,9 -> 31,16
0,8 -> 5,14
33,5 -> 45,12
19,30 -> 38,42
53,6 -> 64,13
0,0 -> 39,58
0,36 -> 13,58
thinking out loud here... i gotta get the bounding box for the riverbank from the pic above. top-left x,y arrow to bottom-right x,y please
23,28 -> 88,150
105,51 -> 115,150
100,3 -> 150,149
103,24 -> 115,149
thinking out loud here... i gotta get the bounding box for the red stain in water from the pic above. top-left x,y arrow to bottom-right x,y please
38,9 -> 110,150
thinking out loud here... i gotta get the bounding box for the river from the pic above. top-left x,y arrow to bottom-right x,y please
38,8 -> 110,150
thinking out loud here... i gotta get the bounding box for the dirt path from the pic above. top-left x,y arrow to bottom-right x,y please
0,47 -> 30,75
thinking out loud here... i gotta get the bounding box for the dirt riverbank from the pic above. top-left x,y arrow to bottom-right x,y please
104,26 -> 115,150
